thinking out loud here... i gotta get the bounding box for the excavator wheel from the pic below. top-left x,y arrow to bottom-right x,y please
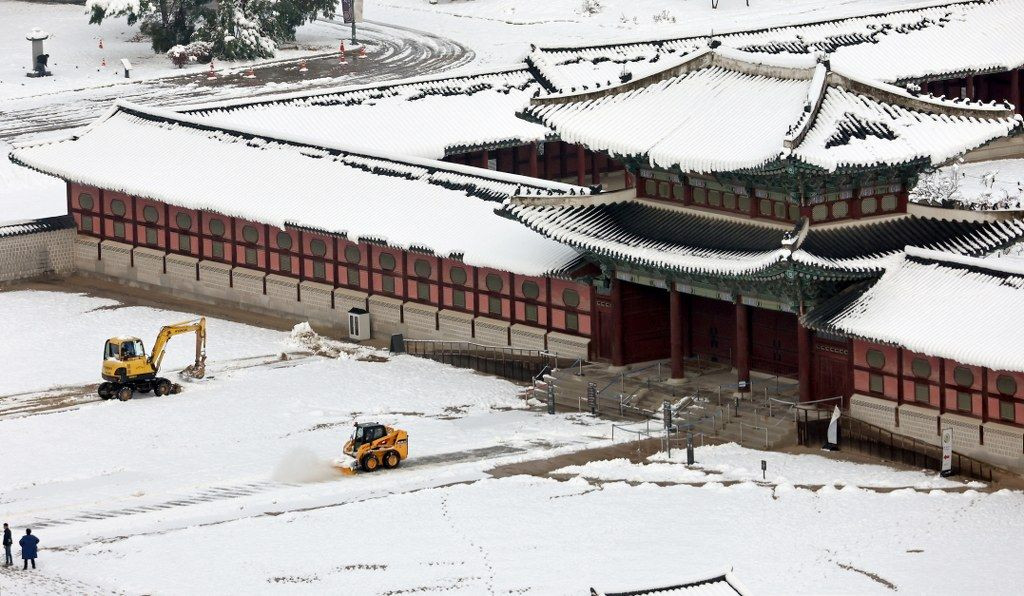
116,386 -> 133,402
383,451 -> 401,469
361,453 -> 380,472
154,379 -> 173,396
98,383 -> 114,400
136,383 -> 152,394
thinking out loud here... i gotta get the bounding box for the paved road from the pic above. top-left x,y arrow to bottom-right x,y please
0,19 -> 474,141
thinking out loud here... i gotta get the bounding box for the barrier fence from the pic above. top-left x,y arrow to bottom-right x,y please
796,410 -> 995,482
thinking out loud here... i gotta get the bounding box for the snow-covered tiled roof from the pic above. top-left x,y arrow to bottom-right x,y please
503,198 -> 1024,278
9,103 -> 589,277
812,246 -> 1024,372
525,48 -> 1019,175
0,215 -> 75,238
184,67 -> 550,160
528,0 -> 1024,93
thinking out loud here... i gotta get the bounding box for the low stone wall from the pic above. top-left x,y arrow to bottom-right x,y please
72,236 -> 592,359
849,393 -> 1024,473
0,222 -> 75,283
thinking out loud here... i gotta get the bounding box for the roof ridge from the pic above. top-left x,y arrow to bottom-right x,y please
179,64 -> 532,113
905,245 -> 1024,276
104,101 -> 591,195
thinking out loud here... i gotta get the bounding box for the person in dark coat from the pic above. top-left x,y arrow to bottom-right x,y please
2,523 -> 11,566
19,528 -> 38,570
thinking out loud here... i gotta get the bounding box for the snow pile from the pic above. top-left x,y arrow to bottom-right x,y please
288,322 -> 388,361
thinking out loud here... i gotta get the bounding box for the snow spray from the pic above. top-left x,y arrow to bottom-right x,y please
271,448 -> 343,483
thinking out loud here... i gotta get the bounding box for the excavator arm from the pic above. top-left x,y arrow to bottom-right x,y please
149,317 -> 207,378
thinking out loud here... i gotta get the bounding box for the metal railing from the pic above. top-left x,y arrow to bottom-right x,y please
403,340 -> 580,383
796,411 -> 996,482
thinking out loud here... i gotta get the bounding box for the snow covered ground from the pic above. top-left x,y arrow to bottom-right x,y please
0,0 -> 345,100
1,290 -> 1023,594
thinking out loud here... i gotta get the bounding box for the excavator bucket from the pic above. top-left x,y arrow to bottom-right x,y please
180,355 -> 207,379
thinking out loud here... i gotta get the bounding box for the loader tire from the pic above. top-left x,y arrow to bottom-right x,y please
154,379 -> 172,396
98,383 -> 114,400
361,454 -> 380,472
383,451 -> 401,469
116,386 -> 133,402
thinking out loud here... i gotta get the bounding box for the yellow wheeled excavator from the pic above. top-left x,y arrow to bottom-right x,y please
336,422 -> 409,476
98,317 -> 207,401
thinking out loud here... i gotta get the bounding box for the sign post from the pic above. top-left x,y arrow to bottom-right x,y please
546,384 -> 555,415
761,459 -> 767,480
586,382 -> 597,415
341,0 -> 364,44
686,431 -> 694,465
940,428 -> 954,477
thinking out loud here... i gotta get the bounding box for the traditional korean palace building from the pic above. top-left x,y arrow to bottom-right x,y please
11,0 -> 1024,469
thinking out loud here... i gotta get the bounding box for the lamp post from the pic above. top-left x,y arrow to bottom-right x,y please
26,27 -> 50,77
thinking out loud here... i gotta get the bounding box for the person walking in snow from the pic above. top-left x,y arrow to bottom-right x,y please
2,523 -> 11,566
19,528 -> 38,570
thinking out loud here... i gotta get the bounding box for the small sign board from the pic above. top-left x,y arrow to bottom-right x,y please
761,459 -> 766,480
940,428 -> 954,477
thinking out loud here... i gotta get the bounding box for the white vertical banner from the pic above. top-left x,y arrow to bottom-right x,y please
940,428 -> 953,477
823,405 -> 841,449
342,0 -> 364,23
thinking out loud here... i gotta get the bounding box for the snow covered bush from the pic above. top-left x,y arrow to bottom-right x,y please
166,41 -> 213,68
579,0 -> 604,16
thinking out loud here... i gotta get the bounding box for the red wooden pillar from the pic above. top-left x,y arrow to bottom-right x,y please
735,299 -> 750,392
576,145 -> 586,186
797,321 -> 812,402
966,75 -> 976,100
1012,69 -> 1021,114
480,149 -> 490,170
611,276 -> 625,367
590,152 -> 600,186
529,143 -> 539,178
669,288 -> 685,379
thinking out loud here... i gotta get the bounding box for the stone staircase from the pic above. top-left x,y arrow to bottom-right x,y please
522,360 -> 801,449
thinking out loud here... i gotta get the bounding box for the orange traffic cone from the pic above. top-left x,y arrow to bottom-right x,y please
339,41 -> 347,63
98,38 -> 104,49
207,62 -> 217,80
299,59 -> 308,73
358,46 -> 366,59
101,57 -> 107,67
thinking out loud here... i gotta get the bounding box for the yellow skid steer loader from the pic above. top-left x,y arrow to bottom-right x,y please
336,422 -> 409,476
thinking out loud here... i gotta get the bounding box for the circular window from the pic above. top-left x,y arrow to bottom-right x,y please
175,212 -> 192,230
953,366 -> 975,388
522,281 -> 540,300
485,273 -> 503,292
310,239 -> 327,257
78,193 -> 94,210
773,201 -> 787,219
865,349 -> 886,369
911,358 -> 932,379
881,194 -> 898,211
142,205 -> 159,223
277,232 -> 293,250
811,204 -> 828,221
759,199 -> 772,216
414,259 -> 432,278
831,201 -> 849,218
110,199 -> 126,217
379,253 -> 396,271
344,245 -> 360,263
242,225 -> 259,244
996,375 -> 1018,396
562,288 -> 581,308
209,218 -> 226,237
449,266 -> 467,285
861,197 -> 878,215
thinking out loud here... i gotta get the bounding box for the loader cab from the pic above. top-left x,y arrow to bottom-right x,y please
351,423 -> 387,447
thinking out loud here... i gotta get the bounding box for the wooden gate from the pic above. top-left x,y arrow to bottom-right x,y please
689,295 -> 735,364
751,308 -> 798,376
